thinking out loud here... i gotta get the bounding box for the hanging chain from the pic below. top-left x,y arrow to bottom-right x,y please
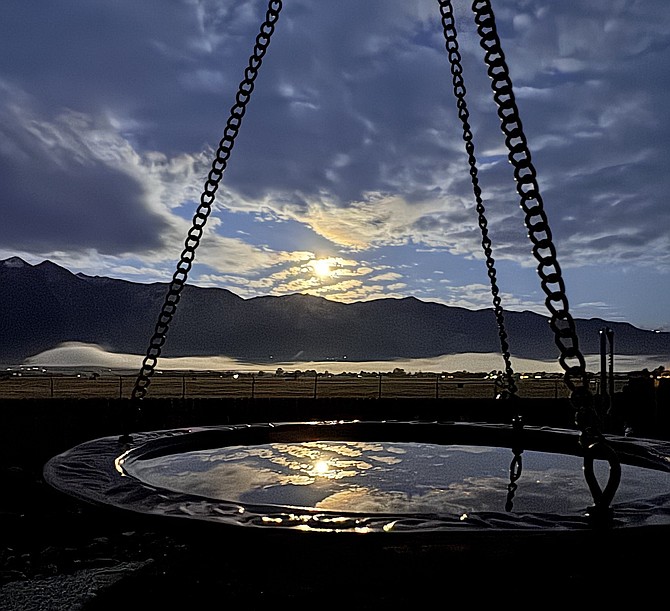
505,451 -> 522,512
438,0 -> 517,399
469,0 -> 619,515
130,1 -> 283,403
505,415 -> 524,511
469,2 -> 588,410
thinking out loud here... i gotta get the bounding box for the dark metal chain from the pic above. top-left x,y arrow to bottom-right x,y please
130,0 -> 283,403
469,0 -> 620,515
505,415 -> 524,511
505,451 -> 522,512
438,0 -> 517,399
469,2 -> 589,399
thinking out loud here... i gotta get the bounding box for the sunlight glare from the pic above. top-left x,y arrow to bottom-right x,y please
311,258 -> 332,278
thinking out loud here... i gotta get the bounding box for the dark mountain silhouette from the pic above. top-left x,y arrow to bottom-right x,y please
1,257 -> 669,365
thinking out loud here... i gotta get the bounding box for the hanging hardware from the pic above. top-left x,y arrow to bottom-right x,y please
505,415 -> 524,511
467,0 -> 620,512
438,0 -> 518,401
128,0 -> 283,414
124,0 -> 621,516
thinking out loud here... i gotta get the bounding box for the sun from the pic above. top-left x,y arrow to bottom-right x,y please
313,460 -> 330,475
311,258 -> 332,278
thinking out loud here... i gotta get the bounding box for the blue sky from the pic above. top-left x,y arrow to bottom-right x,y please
2,0 -> 669,332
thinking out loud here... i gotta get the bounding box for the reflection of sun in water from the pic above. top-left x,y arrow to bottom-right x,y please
313,460 -> 330,475
311,258 -> 332,278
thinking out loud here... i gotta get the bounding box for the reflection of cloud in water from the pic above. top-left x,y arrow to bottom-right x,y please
314,470 -> 595,514
368,455 -> 403,466
454,445 -> 499,454
252,442 -> 378,480
131,462 -> 282,500
307,441 -> 378,457
126,441 -> 670,516
316,486 -> 481,514
273,444 -> 323,461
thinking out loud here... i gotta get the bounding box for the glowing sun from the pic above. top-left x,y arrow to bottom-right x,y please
311,258 -> 333,278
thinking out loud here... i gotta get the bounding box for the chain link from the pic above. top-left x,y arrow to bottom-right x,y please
468,0 -> 620,509
469,1 -> 590,399
505,451 -> 522,512
130,1 -> 283,402
438,0 -> 518,398
505,415 -> 524,510
121,0 -> 620,513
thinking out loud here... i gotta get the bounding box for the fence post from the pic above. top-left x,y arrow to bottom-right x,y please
182,375 -> 186,399
435,374 -> 439,399
119,375 -> 123,400
313,374 -> 318,399
378,373 -> 382,399
251,374 -> 255,399
50,375 -> 54,399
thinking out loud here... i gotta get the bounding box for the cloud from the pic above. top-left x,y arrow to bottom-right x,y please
370,272 -> 403,282
0,81 -> 309,278
1,0 -> 669,329
199,253 -> 394,301
430,282 -> 546,315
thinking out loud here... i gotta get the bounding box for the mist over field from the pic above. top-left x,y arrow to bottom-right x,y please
18,342 -> 666,375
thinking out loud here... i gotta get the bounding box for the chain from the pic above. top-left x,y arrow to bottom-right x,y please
505,415 -> 524,511
505,451 -> 522,512
469,0 -> 620,512
469,2 -> 590,401
130,1 -> 283,403
438,0 -> 518,398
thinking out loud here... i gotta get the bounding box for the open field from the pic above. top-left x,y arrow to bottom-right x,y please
0,371 -> 622,400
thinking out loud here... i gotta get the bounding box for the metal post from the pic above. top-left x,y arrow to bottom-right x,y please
313,374 -> 318,399
599,328 -> 608,408
182,375 -> 186,399
252,374 -> 255,399
119,375 -> 123,399
435,374 -> 439,399
607,327 -> 615,401
378,372 -> 382,399
50,376 -> 54,399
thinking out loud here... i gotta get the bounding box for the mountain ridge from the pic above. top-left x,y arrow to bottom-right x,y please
2,257 -> 669,365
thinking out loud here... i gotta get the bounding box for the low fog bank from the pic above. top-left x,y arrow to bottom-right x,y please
13,342 -> 669,375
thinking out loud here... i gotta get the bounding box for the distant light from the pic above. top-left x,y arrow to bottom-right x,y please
310,258 -> 334,278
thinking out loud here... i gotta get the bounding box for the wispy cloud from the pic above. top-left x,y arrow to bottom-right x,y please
1,0 -> 669,330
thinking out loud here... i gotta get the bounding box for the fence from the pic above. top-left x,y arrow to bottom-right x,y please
0,372 -> 583,400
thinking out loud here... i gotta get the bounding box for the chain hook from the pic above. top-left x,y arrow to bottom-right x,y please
583,440 -> 622,524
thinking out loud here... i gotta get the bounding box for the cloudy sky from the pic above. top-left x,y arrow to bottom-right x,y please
2,0 -> 669,332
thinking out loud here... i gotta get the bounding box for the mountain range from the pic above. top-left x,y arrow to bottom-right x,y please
1,257 -> 669,366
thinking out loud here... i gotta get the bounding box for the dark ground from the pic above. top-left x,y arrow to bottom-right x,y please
1,397 -> 668,609
4,480 -> 668,610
